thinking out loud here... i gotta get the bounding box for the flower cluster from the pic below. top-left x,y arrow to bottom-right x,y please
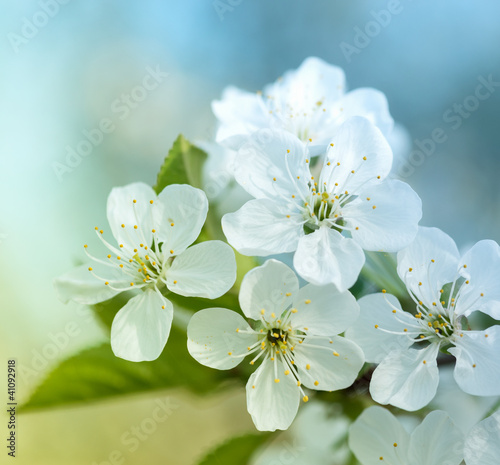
55,57 -> 500,457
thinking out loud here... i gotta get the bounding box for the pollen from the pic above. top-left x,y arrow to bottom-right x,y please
162,306 -> 165,309
121,224 -> 125,228
409,267 -> 412,272
228,352 -> 232,355
333,351 -> 339,356
107,254 -> 111,258
130,283 -> 134,286
88,267 -> 93,271
303,396 -> 309,402
133,199 -> 137,204
284,370 -> 290,375
133,225 -> 138,230
314,380 -> 319,386
372,205 -> 377,209
423,360 -> 427,364
170,249 -> 174,254
374,325 -> 379,329
273,177 -> 277,181
105,281 -> 109,285
149,200 -> 154,204
305,299 -> 311,304
394,443 -> 398,447
274,378 -> 280,383
363,156 -> 367,160
173,280 -> 177,284
306,364 -> 311,370
382,289 -> 386,293
84,244 -> 88,248
392,310 -> 397,314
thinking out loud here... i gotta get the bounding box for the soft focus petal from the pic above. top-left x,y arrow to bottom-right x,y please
106,182 -> 156,252
345,179 -> 421,252
246,358 -> 300,431
290,283 -> 360,336
110,290 -> 173,362
293,227 -> 365,291
349,406 -> 410,465
294,336 -> 364,391
239,259 -> 299,320
165,241 -> 236,299
370,343 -> 440,411
321,117 -> 393,193
408,411 -> 464,465
54,262 -> 127,304
397,227 -> 460,307
345,293 -> 414,364
187,308 -> 258,370
455,240 -> 500,319
464,410 -> 500,465
449,326 -> 500,396
222,199 -> 304,256
153,184 -> 208,255
234,129 -> 310,200
212,86 -> 269,148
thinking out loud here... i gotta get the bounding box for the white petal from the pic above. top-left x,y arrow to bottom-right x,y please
187,308 -> 258,370
165,241 -> 236,299
345,293 -> 414,364
321,117 -> 393,193
408,411 -> 464,465
293,227 -> 365,291
294,336 -> 364,391
221,199 -> 304,256
106,182 -> 156,251
345,179 -> 421,252
448,326 -> 500,396
333,88 -> 394,137
455,240 -> 500,319
212,86 -> 269,148
239,259 -> 299,320
234,129 -> 310,200
396,227 -> 460,307
290,284 -> 359,336
246,358 -> 300,431
370,343 -> 440,411
153,184 -> 208,255
348,406 -> 410,465
110,290 -> 173,362
54,262 -> 127,304
464,410 -> 500,465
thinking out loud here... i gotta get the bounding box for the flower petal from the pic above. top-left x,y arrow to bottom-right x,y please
455,240 -> 500,319
153,184 -> 208,255
345,179 -> 421,252
239,259 -> 299,320
464,410 -> 500,465
333,88 -> 394,137
290,283 -> 360,336
187,308 -> 259,370
294,336 -> 364,391
221,198 -> 304,256
396,227 -> 460,307
165,240 -> 236,299
246,357 -> 300,431
110,289 -> 173,362
54,262 -> 127,305
106,182 -> 156,251
345,293 -> 414,364
448,326 -> 500,396
234,129 -> 310,200
369,343 -> 440,411
348,406 -> 410,465
321,116 -> 393,193
408,411 -> 464,465
293,227 -> 365,291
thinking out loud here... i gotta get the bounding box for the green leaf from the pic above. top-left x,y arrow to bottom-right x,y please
154,134 -> 207,194
21,325 -> 236,412
197,433 -> 272,465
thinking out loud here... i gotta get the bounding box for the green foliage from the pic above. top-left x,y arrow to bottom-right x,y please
21,325 -> 234,412
197,433 -> 272,465
154,134 -> 207,194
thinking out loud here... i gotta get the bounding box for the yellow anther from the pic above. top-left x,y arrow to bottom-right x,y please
173,280 -> 177,284
119,264 -> 123,268
88,267 -> 93,271
261,309 -> 265,315
382,289 -> 386,293
363,156 -> 367,160
367,197 -> 371,201
485,334 -> 489,338
374,325 -> 379,328
284,370 -> 290,375
121,224 -> 125,228
107,254 -> 111,259
372,205 -> 377,210
409,267 -> 412,272
287,149 -> 290,153
423,360 -> 427,364
273,177 -> 277,181
228,352 -> 232,355
404,328 -> 408,332
392,310 -> 396,314
463,264 -> 467,268
170,223 -> 174,227
84,244 -> 88,248
306,364 -> 311,370
473,364 -> 476,368
95,227 -> 98,230
271,313 -> 276,318
133,225 -> 138,230
285,292 -> 292,297
162,306 -> 165,309
291,309 -> 298,313
394,443 -> 398,447
303,396 -> 309,402
170,249 -> 174,254
314,380 -> 319,386
305,299 -> 311,304
152,229 -> 156,233
133,199 -> 137,204
481,293 -> 484,297
105,281 -> 109,285
130,282 -> 134,286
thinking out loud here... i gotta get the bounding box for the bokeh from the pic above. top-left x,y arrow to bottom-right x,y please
1,1 -> 500,463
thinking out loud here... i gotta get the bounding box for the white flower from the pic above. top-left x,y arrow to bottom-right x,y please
464,410 -> 500,465
346,226 -> 500,411
222,118 -> 422,291
187,259 -> 364,431
54,182 -> 236,362
212,56 -> 393,153
349,406 -> 464,465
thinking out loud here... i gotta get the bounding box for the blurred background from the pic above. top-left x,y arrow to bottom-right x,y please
1,1 -> 500,463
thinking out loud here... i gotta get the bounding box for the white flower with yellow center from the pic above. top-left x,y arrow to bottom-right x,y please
55,182 -> 236,362
212,56 -> 393,153
346,227 -> 500,411
222,117 -> 421,291
187,259 -> 364,431
349,406 -> 465,465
